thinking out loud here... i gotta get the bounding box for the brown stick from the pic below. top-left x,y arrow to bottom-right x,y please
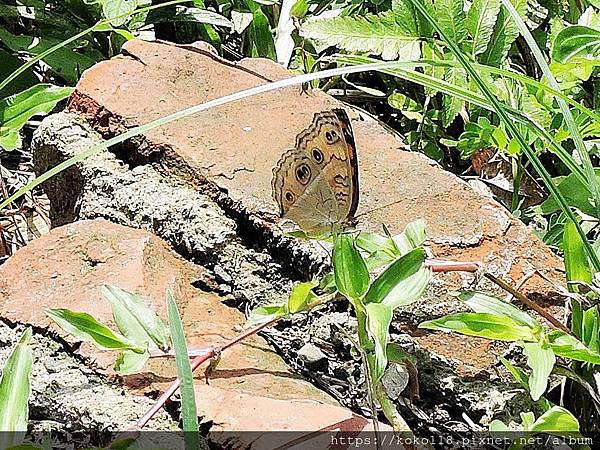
134,317 -> 279,429
425,259 -> 480,273
483,272 -> 574,336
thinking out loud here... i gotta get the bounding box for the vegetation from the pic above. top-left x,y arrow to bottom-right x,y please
2,0 -> 600,447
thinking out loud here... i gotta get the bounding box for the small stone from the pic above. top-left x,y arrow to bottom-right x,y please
297,343 -> 328,372
381,363 -> 410,401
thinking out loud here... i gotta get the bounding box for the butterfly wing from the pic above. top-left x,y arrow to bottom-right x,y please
272,109 -> 359,234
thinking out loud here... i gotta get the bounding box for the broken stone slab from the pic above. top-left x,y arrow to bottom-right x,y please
0,219 -> 391,443
28,113 -> 536,428
29,38 -> 564,428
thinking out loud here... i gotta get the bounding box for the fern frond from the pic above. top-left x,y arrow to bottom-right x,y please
466,0 -> 502,56
436,0 -> 467,42
480,0 -> 527,67
301,11 -> 421,61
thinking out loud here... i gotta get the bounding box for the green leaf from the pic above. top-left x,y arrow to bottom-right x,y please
248,5 -> 276,60
102,285 -> 170,350
442,64 -> 466,127
301,11 -> 421,61
563,220 -> 593,289
530,406 -> 580,435
365,303 -> 393,382
500,355 -> 529,389
536,170 -> 600,218
333,233 -> 370,301
45,308 -> 144,352
382,267 -> 431,309
0,84 -> 73,150
166,290 -> 203,450
582,306 -> 600,354
355,232 -> 398,257
287,281 -> 317,313
363,248 -> 425,304
387,342 -> 416,364
419,312 -> 537,341
436,0 -> 467,42
480,0 -> 526,67
552,25 -> 600,64
466,0 -> 502,56
244,304 -> 286,328
548,330 -> 600,364
114,349 -> 150,375
458,291 -> 538,328
392,219 -> 427,254
0,328 -> 32,448
103,0 -> 139,27
522,341 -> 555,401
0,28 -> 102,84
0,48 -> 38,97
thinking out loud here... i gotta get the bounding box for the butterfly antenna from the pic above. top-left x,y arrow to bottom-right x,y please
354,198 -> 406,221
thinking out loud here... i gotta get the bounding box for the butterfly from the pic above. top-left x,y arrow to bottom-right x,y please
271,109 -> 359,235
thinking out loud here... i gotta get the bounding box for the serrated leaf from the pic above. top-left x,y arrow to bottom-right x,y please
0,84 -> 73,150
365,303 -> 393,382
436,0 -> 467,42
419,312 -> 537,341
523,341 -> 555,401
480,0 -> 526,66
333,233 -> 370,301
466,0 -> 502,56
46,308 -> 144,351
364,248 -> 425,304
103,0 -> 139,27
552,25 -> 600,64
0,328 -> 32,448
442,65 -> 465,127
302,11 -> 421,61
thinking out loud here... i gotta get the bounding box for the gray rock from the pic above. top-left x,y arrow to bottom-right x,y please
297,343 -> 328,372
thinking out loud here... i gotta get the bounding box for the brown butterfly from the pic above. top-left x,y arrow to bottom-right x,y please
271,109 -> 359,235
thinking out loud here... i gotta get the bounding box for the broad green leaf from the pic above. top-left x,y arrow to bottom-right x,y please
333,233 -> 370,301
301,11 -> 421,61
442,64 -> 466,127
166,291 -> 204,450
365,303 -> 393,382
244,304 -> 286,328
522,342 -> 555,401
145,6 -> 233,28
480,0 -> 526,67
0,84 -> 73,150
45,308 -> 144,352
419,312 -> 537,341
364,248 -> 425,304
552,25 -> 600,64
458,291 -> 538,328
582,306 -> 600,354
536,170 -> 600,218
436,0 -> 467,42
0,328 -> 32,448
382,267 -> 431,309
355,232 -> 397,257
500,355 -> 529,388
114,349 -> 150,375
103,0 -> 139,27
530,406 -> 580,435
387,342 -> 416,364
388,91 -> 423,121
466,0 -> 502,56
248,5 -> 276,60
0,28 -> 102,84
563,220 -> 593,289
102,285 -> 170,350
231,11 -> 254,34
547,330 -> 600,364
392,219 -> 427,254
0,48 -> 38,97
287,281 -> 317,313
